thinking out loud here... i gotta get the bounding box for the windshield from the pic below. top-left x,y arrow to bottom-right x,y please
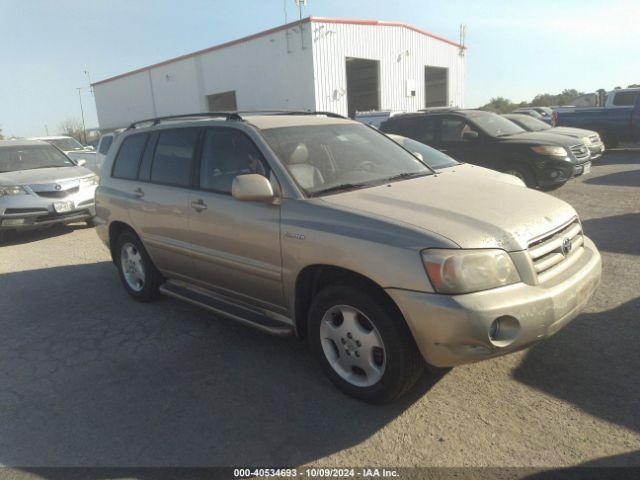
262,123 -> 431,196
0,145 -> 75,173
504,114 -> 550,132
388,135 -> 459,169
468,111 -> 525,137
46,138 -> 85,151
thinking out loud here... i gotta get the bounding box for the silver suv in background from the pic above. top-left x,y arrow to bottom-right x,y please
0,140 -> 98,242
95,112 -> 601,403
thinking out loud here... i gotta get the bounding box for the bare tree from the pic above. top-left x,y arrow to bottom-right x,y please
58,118 -> 85,143
0,127 -> 4,141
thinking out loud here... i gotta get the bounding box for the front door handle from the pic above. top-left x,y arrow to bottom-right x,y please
191,199 -> 208,212
133,187 -> 145,198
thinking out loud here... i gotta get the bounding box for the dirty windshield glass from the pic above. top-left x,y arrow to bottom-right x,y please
262,123 -> 431,196
0,145 -> 74,172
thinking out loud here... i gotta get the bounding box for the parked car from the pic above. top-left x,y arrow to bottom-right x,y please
385,134 -> 526,186
95,131 -> 120,173
503,113 -> 605,159
30,135 -> 100,174
554,88 -> 640,147
0,140 -> 98,242
95,112 -> 601,403
380,109 -> 592,190
512,107 -> 557,126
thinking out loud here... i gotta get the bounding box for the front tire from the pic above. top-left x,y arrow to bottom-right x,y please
502,163 -> 537,188
115,230 -> 162,301
309,283 -> 424,404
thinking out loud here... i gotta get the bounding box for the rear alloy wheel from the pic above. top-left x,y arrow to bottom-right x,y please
309,283 -> 424,403
115,231 -> 161,301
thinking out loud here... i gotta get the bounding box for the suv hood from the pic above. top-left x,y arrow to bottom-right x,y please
501,131 -> 581,147
550,126 -> 595,138
0,166 -> 94,186
320,172 -> 576,251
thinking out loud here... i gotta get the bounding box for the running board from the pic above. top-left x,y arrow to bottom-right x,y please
159,282 -> 294,336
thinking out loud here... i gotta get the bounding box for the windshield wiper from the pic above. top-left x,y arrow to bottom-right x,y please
310,183 -> 368,196
385,171 -> 431,182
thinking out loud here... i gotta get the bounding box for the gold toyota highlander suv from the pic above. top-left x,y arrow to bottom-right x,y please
95,112 -> 602,403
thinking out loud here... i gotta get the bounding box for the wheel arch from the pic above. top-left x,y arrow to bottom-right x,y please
293,264 -> 405,339
108,221 -> 138,264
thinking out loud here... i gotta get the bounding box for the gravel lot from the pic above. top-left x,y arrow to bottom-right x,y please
0,151 -> 638,472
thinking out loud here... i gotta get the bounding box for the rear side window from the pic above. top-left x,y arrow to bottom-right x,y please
613,91 -> 639,106
112,134 -> 148,180
150,128 -> 199,187
99,135 -> 114,155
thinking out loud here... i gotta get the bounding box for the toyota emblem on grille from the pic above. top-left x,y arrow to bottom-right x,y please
561,237 -> 572,255
54,184 -> 62,191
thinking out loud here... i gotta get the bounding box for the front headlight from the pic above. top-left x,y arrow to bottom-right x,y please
531,145 -> 568,157
581,136 -> 592,146
80,175 -> 99,188
422,249 -> 521,294
0,186 -> 28,196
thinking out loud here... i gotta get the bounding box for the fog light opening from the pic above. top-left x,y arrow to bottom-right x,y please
488,315 -> 520,347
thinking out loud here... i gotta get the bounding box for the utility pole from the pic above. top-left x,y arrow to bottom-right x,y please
77,87 -> 87,144
295,0 -> 307,49
84,70 -> 94,95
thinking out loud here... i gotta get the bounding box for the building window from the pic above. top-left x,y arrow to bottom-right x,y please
207,91 -> 238,111
425,66 -> 448,108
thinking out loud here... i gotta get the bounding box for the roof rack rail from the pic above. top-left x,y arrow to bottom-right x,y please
126,112 -> 242,130
238,110 -> 348,119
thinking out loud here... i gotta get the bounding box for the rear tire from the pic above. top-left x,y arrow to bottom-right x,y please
308,283 -> 424,404
115,230 -> 162,301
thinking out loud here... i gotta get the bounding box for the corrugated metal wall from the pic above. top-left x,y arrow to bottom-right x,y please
311,21 -> 465,116
93,20 -> 465,128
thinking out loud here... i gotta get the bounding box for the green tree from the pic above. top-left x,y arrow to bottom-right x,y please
479,97 -> 526,114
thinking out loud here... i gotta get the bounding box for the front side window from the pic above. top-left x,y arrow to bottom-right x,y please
199,129 -> 268,193
262,123 -> 431,196
440,118 -> 477,142
112,134 -> 148,180
150,129 -> 199,187
0,145 -> 74,173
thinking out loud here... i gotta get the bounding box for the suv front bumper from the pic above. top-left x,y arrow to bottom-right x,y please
387,236 -> 602,367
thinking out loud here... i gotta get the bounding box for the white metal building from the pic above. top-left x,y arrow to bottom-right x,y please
92,17 -> 466,128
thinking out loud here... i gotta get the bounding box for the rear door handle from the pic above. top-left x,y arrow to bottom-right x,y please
133,187 -> 144,198
191,199 -> 208,212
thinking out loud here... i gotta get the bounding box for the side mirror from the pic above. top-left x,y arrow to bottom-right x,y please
412,151 -> 424,161
85,146 -> 95,151
76,159 -> 87,166
232,174 -> 275,203
462,130 -> 479,141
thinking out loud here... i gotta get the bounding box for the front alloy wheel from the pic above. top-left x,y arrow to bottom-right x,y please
320,305 -> 386,388
309,283 -> 424,403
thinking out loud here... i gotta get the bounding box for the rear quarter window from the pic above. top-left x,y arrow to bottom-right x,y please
112,134 -> 149,180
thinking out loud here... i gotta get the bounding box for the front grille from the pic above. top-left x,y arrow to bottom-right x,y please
569,144 -> 590,162
528,218 -> 584,283
4,208 -> 49,215
35,187 -> 79,199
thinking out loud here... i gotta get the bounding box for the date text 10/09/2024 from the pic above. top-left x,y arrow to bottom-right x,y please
234,468 -> 400,478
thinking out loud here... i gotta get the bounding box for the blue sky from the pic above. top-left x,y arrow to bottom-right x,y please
1,0 -> 638,137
